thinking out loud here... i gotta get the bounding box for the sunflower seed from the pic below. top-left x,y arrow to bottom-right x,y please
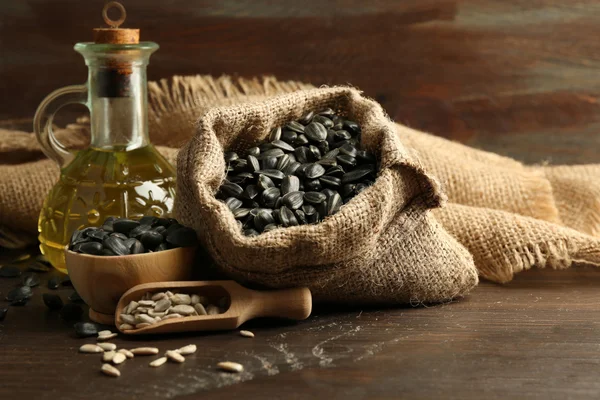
124,301 -> 139,314
150,357 -> 168,367
130,347 -> 159,356
269,126 -> 282,141
337,155 -> 357,168
48,276 -> 61,289
98,343 -> 117,351
298,111 -> 315,124
279,206 -> 299,227
342,165 -> 375,183
217,361 -> 244,373
98,330 -> 114,336
98,332 -> 118,341
305,163 -> 326,179
103,351 -> 116,362
224,152 -> 239,162
161,313 -> 183,320
166,350 -> 185,363
281,130 -> 297,144
326,193 -> 343,216
255,169 -> 285,180
170,305 -> 196,316
319,175 -> 341,189
285,121 -> 305,133
304,122 -> 327,142
304,191 -> 326,204
240,330 -> 255,338
112,352 -> 127,365
118,349 -> 134,358
101,363 -> 120,377
194,303 -> 207,315
257,174 -> 275,190
254,210 -> 275,232
271,139 -> 295,152
43,293 -> 63,310
295,209 -> 307,224
207,305 -> 221,315
221,181 -> 244,198
282,191 -> 304,209
151,292 -> 166,301
135,323 -> 151,329
80,344 -> 103,353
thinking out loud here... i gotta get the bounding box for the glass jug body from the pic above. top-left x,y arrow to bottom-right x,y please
35,42 -> 175,273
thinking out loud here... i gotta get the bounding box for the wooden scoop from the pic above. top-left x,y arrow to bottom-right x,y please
115,281 -> 312,335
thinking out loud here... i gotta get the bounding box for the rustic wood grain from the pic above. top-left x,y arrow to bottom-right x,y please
2,1 -> 600,164
1,251 -> 600,399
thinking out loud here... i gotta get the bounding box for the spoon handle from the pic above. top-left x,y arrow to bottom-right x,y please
250,287 -> 312,321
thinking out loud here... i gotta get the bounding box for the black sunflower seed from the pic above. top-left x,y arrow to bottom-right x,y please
233,159 -> 249,172
342,165 -> 376,184
86,228 -> 108,242
355,183 -> 369,194
246,154 -> 260,172
294,147 -> 310,164
281,130 -> 297,144
21,272 -> 40,287
244,229 -> 260,237
62,277 -> 73,287
153,225 -> 167,237
224,152 -> 239,162
254,169 -> 285,180
325,165 -> 345,177
276,154 -> 292,171
69,291 -> 83,303
254,210 -> 275,232
247,146 -> 260,157
60,303 -> 83,321
74,322 -> 99,338
128,224 -> 152,238
269,126 -> 282,141
298,111 -> 315,124
285,121 -> 305,133
0,308 -> 7,322
312,115 -> 334,128
295,209 -> 308,225
304,122 -> 328,142
43,293 -> 64,310
316,140 -> 329,155
112,219 -> 140,235
140,231 -> 163,250
261,156 -> 278,170
243,184 -> 260,200
233,208 -> 251,219
110,232 -> 128,241
305,164 -> 326,179
308,145 -> 321,161
319,108 -> 335,117
103,236 -> 130,256
282,191 -> 304,210
0,265 -> 21,278
271,139 -> 295,152
257,148 -> 285,160
339,143 -> 359,157
279,206 -> 299,227
48,276 -> 61,290
293,134 -> 309,147
78,241 -> 104,255
337,155 -> 357,168
262,187 -> 281,208
263,224 -> 279,233
225,197 -> 243,211
341,183 -> 357,198
356,150 -> 376,163
259,143 -> 274,152
221,181 -> 244,198
281,175 -> 300,195
304,179 -> 322,191
139,215 -> 158,226
343,120 -> 361,134
304,191 -> 327,204
319,176 -> 342,189
282,161 -> 301,176
129,239 -> 145,254
326,193 -> 343,216
302,204 -> 317,216
334,130 -> 352,141
6,286 -> 32,302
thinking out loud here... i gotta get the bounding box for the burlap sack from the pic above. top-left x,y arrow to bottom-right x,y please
1,74 -> 599,292
175,87 -> 478,304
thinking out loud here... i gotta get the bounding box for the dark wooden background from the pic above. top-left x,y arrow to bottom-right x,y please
2,1 -> 600,399
3,0 -> 600,164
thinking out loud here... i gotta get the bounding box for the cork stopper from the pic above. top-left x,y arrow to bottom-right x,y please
93,2 -> 139,44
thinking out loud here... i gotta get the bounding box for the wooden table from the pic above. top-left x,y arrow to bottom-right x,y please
1,258 -> 599,399
2,1 -> 600,398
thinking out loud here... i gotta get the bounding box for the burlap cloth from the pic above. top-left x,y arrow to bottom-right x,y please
1,75 -> 599,301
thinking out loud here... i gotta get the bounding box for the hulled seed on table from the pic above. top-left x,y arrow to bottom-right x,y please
217,361 -> 244,373
98,333 -> 118,341
118,349 -> 134,359
103,351 -> 116,362
240,330 -> 255,338
98,330 -> 113,336
80,344 -> 103,353
101,363 -> 120,377
97,343 -> 117,351
166,350 -> 185,363
47,276 -> 61,290
176,344 -> 197,355
0,265 -> 22,278
112,352 -> 127,365
150,357 -> 168,368
130,347 -> 159,355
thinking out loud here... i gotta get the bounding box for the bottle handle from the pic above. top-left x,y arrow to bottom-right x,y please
33,84 -> 89,168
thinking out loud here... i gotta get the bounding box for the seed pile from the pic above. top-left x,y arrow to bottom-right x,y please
77,329 -> 201,377
68,216 -> 198,256
118,291 -> 229,330
217,108 -> 378,236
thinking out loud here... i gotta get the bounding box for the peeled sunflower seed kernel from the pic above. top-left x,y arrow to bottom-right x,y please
118,349 -> 134,359
130,347 -> 159,355
240,330 -> 255,338
101,363 -> 121,377
98,333 -> 118,341
166,350 -> 186,363
80,344 -> 104,353
176,344 -> 197,355
97,343 -> 117,351
112,352 -> 127,365
103,351 -> 116,362
119,323 -> 134,331
217,361 -> 244,373
149,357 -> 168,368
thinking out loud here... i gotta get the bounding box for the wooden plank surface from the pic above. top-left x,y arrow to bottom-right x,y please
2,1 -> 600,164
1,256 -> 600,400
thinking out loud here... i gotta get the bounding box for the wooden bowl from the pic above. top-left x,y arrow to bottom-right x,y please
65,246 -> 196,325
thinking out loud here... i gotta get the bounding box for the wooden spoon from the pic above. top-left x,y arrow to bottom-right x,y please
115,280 -> 312,335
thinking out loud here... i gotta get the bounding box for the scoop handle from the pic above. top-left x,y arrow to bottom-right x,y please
251,287 -> 312,321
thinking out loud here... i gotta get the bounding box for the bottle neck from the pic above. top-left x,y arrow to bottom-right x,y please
88,63 -> 149,151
